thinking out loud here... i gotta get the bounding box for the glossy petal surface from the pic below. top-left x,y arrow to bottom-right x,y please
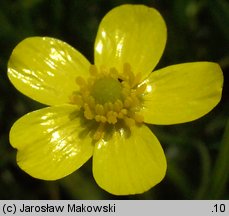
9,105 -> 94,180
8,37 -> 90,105
93,124 -> 166,195
141,62 -> 223,124
94,4 -> 166,80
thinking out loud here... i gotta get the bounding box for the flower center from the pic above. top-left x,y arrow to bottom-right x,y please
70,63 -> 146,140
91,77 -> 122,104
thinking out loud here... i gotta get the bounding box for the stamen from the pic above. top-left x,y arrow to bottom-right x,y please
132,72 -> 143,88
110,67 -> 119,79
124,97 -> 133,108
76,76 -> 86,86
123,63 -> 134,84
107,111 -> 118,124
133,113 -> 144,123
84,104 -> 94,120
87,96 -> 95,108
93,123 -> 105,140
124,117 -> 135,127
135,83 -> 147,95
70,94 -> 83,106
114,100 -> 123,112
95,104 -> 104,115
89,65 -> 98,76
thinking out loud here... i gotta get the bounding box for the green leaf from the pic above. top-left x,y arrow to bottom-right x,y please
207,119 -> 229,199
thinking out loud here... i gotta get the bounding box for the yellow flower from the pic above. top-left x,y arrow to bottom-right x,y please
7,4 -> 223,195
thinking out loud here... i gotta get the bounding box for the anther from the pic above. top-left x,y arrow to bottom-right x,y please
135,83 -> 147,95
89,65 -> 98,76
131,72 -> 142,87
70,94 -> 83,106
110,67 -> 119,79
124,117 -> 135,127
93,123 -> 105,140
114,100 -> 123,112
133,113 -> 144,123
84,105 -> 94,120
76,76 -> 86,86
123,63 -> 134,82
124,97 -> 133,108
107,111 -> 118,124
95,104 -> 104,115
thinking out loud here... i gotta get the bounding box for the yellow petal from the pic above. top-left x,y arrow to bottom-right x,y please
93,124 -> 166,195
94,4 -> 166,79
141,62 -> 223,124
9,105 -> 94,180
8,37 -> 90,105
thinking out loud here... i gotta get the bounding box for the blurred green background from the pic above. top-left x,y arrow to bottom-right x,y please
0,0 -> 228,199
